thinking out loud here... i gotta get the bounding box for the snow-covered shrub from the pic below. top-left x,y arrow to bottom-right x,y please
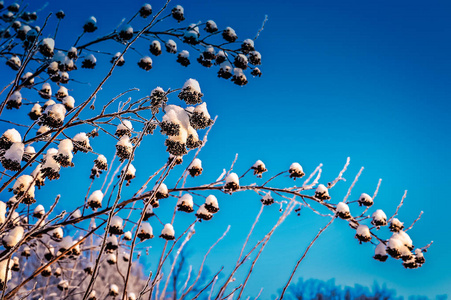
188,158 -> 203,177
177,194 -> 194,213
87,190 -> 104,209
335,202 -> 351,219
251,160 -> 267,178
224,172 -> 240,192
171,5 -> 185,22
177,50 -> 190,66
205,195 -> 219,213
1,142 -> 24,171
371,209 -> 387,228
149,40 -> 162,56
355,225 -> 371,243
160,223 -> 175,240
315,184 -> 331,200
222,27 -> 238,42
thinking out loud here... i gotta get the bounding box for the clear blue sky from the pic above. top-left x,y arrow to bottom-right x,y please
1,0 -> 450,298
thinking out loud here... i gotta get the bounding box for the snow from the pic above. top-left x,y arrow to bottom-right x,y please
42,148 -> 60,171
188,23 -> 199,35
44,104 -> 67,123
33,204 -> 45,217
97,155 -> 107,164
196,204 -> 212,219
63,96 -> 75,110
400,242 -> 413,254
372,209 -> 387,223
233,67 -> 244,77
22,72 -> 34,84
315,184 -> 329,197
151,40 -> 161,50
41,82 -> 52,93
3,142 -> 24,162
140,56 -> 152,64
88,190 -> 104,205
59,236 -> 73,250
42,38 -> 55,50
2,128 -> 21,143
8,55 -> 20,67
183,78 -> 201,93
206,20 -> 218,30
31,104 -> 41,114
205,46 -> 215,55
13,175 -> 35,197
161,223 -> 175,237
235,54 -> 248,64
375,242 -> 387,255
110,284 -> 119,294
217,51 -> 227,59
145,205 -> 154,216
8,91 -> 21,103
178,194 -> 193,206
85,16 -> 97,25
243,38 -> 254,48
356,225 -> 370,237
60,71 -> 69,81
58,139 -> 73,156
53,51 -> 66,64
68,47 -> 78,57
44,100 -> 55,108
141,3 -> 152,11
358,193 -> 373,204
140,222 -> 153,235
111,215 -> 123,228
56,86 -> 68,98
392,231 -> 413,249
70,209 -> 81,219
225,172 -> 239,184
52,227 -> 63,239
391,218 -> 403,227
117,135 -> 132,147
0,259 -> 13,284
85,54 -> 96,63
128,292 -> 137,300
107,235 -> 118,246
107,254 -> 117,264
336,202 -> 350,213
189,158 -> 202,169
225,27 -> 236,35
187,126 -> 199,140
166,39 -> 177,52
205,195 -> 219,211
3,226 -> 24,248
117,120 -> 132,132
194,102 -> 210,118
58,280 -> 69,290
168,127 -> 188,144
121,25 -> 133,34
179,50 -> 189,58
0,201 -> 6,225
165,105 -> 191,131
388,235 -> 404,250
153,183 -> 168,195
124,231 -> 132,240
123,164 -> 136,176
219,63 -> 232,76
73,132 -> 91,149
253,160 -> 265,169
37,125 -> 50,136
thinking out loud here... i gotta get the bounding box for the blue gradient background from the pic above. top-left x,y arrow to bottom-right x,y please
0,0 -> 450,298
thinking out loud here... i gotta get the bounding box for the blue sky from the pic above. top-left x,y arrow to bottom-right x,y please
1,0 -> 450,298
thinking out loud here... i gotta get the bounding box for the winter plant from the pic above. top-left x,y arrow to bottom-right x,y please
0,0 -> 432,299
